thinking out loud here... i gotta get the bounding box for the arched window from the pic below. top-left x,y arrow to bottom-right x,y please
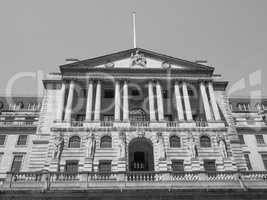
100,136 -> 112,148
68,136 -> 81,148
200,135 -> 211,148
169,136 -> 181,148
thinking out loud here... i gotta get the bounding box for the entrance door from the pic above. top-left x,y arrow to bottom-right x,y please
128,138 -> 154,171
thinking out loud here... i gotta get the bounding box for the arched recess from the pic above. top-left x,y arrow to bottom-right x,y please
128,137 -> 154,171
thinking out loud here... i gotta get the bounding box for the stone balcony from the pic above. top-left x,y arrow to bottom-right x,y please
52,120 -> 226,132
0,120 -> 38,131
1,171 -> 267,191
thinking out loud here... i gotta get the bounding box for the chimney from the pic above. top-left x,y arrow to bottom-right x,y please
65,58 -> 80,64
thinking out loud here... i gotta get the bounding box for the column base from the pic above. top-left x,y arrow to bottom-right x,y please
113,121 -> 130,128
117,159 -> 126,171
150,121 -> 167,128
158,160 -> 168,171
191,158 -> 201,171
83,121 -> 101,128
208,121 -> 225,128
179,121 -> 196,128
84,157 -> 93,171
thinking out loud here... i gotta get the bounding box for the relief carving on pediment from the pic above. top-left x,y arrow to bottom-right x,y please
130,50 -> 147,67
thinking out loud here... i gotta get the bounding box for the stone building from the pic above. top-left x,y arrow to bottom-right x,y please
0,48 -> 267,199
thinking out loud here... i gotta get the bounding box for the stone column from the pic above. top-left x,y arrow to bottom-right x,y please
94,80 -> 101,121
123,80 -> 129,121
174,81 -> 184,121
148,81 -> 156,121
85,80 -> 94,121
208,82 -> 221,120
200,82 -> 212,121
64,80 -> 75,122
156,81 -> 164,121
114,80 -> 121,121
182,82 -> 193,121
56,82 -> 66,121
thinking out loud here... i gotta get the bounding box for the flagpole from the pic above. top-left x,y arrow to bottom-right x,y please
133,12 -> 137,48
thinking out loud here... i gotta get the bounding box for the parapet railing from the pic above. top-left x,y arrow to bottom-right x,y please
0,120 -> 38,126
2,171 -> 267,191
54,120 -> 215,128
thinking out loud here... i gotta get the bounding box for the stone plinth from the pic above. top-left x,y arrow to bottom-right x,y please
83,122 -> 101,128
84,158 -> 93,171
223,157 -> 237,171
191,158 -> 201,171
158,159 -> 168,171
113,122 -> 130,128
117,159 -> 126,171
208,121 -> 225,128
179,122 -> 196,128
150,122 -> 167,128
49,158 -> 59,172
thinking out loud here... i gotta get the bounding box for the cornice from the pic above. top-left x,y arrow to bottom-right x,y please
51,126 -> 228,132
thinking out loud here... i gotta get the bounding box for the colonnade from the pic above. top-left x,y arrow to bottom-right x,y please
56,80 -> 221,122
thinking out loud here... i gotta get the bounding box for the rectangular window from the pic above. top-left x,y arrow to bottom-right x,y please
131,89 -> 140,96
65,160 -> 79,173
244,154 -> 252,170
255,134 -> 265,145
104,89 -> 114,98
262,154 -> 267,170
11,155 -> 23,173
103,115 -> 114,121
171,160 -> 184,172
164,115 -> 172,121
81,89 -> 87,98
17,135 -> 28,146
162,90 -> 169,99
99,160 -> 111,173
203,160 -> 216,171
76,114 -> 85,121
0,135 -> 6,145
238,135 -> 245,145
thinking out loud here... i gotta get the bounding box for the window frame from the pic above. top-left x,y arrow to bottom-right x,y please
0,135 -> 7,146
68,136 -> 81,148
171,159 -> 184,172
200,135 -> 211,148
104,89 -> 114,98
261,154 -> 267,170
100,135 -> 112,148
16,135 -> 28,146
203,159 -> 216,172
98,160 -> 112,173
65,160 -> 79,174
238,135 -> 245,145
11,154 -> 23,173
169,135 -> 181,148
255,134 -> 265,145
244,153 -> 252,170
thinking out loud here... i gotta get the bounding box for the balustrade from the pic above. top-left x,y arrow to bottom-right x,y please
3,171 -> 267,190
130,121 -> 150,127
0,120 -> 37,126
166,121 -> 180,128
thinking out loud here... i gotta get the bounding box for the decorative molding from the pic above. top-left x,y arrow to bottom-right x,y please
130,50 -> 147,67
104,62 -> 115,68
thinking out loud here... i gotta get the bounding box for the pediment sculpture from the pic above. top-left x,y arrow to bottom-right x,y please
130,50 -> 147,67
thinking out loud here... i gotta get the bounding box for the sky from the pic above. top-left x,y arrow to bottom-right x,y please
0,0 -> 266,97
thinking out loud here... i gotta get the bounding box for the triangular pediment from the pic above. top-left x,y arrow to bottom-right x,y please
60,48 -> 214,74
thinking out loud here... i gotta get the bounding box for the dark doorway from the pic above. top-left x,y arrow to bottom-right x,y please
128,137 -> 154,171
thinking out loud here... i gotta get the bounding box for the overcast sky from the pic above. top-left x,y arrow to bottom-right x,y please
0,0 -> 266,97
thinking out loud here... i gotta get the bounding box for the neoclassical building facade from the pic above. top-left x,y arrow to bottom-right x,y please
0,48 -> 267,199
